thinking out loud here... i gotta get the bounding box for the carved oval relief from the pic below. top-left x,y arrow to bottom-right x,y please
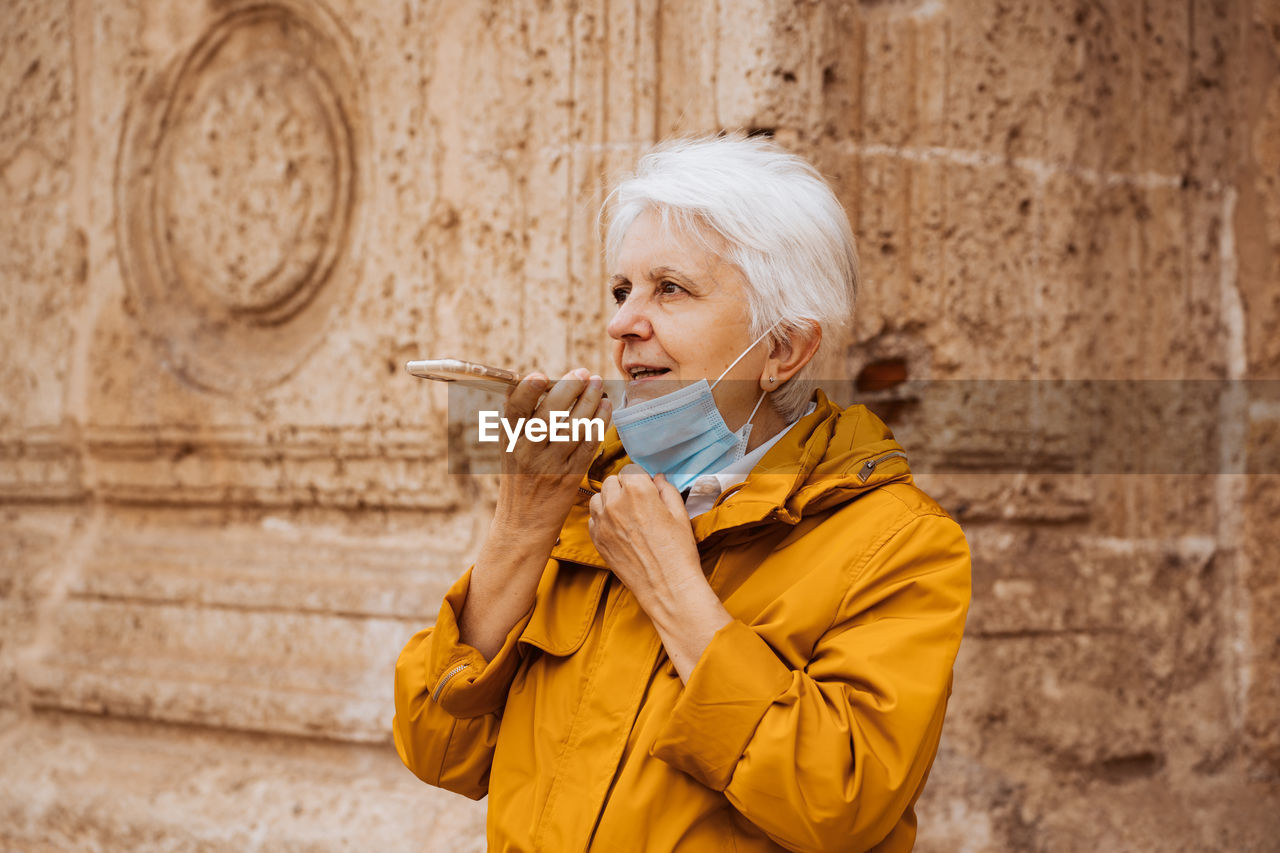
117,0 -> 365,393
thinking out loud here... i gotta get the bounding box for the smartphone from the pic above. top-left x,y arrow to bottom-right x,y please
406,358 -> 522,395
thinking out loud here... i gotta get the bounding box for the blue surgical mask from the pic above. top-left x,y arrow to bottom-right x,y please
613,327 -> 774,492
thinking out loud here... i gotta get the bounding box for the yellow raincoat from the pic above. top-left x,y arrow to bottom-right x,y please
394,391 -> 970,851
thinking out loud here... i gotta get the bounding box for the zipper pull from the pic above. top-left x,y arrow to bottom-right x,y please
857,451 -> 908,483
432,662 -> 471,702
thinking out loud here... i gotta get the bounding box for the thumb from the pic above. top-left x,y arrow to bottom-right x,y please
653,473 -> 687,519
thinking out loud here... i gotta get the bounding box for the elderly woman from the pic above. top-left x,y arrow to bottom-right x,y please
393,136 -> 970,852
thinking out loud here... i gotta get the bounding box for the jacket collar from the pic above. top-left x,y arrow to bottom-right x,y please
549,389 -> 913,569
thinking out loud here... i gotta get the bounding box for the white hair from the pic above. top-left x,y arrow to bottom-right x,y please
603,134 -> 859,420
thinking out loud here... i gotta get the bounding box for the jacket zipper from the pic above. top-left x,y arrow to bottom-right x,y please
857,450 -> 908,483
712,482 -> 748,509
432,662 -> 471,702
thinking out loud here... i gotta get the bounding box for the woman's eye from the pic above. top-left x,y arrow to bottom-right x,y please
611,285 -> 629,304
659,280 -> 685,295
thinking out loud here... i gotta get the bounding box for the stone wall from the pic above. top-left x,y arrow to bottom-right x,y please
1,0 -> 1277,850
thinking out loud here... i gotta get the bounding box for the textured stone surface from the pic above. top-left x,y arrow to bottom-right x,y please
18,508 -> 474,742
0,0 -> 82,435
1,0 -> 1278,850
0,714 -> 487,852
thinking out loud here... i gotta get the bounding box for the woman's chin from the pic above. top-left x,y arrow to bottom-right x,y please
623,376 -> 684,402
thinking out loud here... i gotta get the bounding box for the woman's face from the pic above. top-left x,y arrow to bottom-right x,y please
607,207 -> 768,427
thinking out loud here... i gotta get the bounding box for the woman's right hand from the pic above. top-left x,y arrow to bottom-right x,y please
493,368 -> 611,532
461,368 -> 610,659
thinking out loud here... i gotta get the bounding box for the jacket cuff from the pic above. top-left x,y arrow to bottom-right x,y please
650,619 -> 794,790
423,566 -> 534,718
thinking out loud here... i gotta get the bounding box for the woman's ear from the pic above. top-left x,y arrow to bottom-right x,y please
761,323 -> 821,390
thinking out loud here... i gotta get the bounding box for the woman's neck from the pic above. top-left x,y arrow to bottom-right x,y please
742,400 -> 788,454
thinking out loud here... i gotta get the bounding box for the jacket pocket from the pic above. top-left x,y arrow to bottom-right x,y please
518,561 -> 609,656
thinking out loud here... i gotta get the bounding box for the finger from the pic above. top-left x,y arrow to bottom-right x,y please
505,372 -> 549,419
567,374 -> 604,426
589,492 -> 603,517
619,463 -> 650,479
569,399 -> 611,465
551,375 -> 606,464
600,473 -> 621,500
538,368 -> 591,416
618,463 -> 654,491
567,406 -> 608,468
653,473 -> 688,518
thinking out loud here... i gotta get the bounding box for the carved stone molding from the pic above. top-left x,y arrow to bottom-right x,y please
20,516 -> 469,742
83,426 -> 458,510
116,0 -> 367,394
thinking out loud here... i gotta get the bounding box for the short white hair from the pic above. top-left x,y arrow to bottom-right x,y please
603,134 -> 859,420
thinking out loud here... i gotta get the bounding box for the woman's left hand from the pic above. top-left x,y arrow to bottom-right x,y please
588,465 -> 732,681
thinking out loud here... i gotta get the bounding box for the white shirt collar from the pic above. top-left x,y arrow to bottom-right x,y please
683,402 -> 817,518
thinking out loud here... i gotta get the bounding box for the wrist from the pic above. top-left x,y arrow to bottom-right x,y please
642,566 -> 728,635
645,579 -> 732,683
495,481 -> 577,529
491,503 -> 565,539
480,515 -> 558,561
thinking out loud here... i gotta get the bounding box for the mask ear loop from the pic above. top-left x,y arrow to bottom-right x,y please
743,386 -> 768,428
711,322 -> 780,390
711,322 -> 779,433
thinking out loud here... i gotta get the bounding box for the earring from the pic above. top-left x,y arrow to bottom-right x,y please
768,376 -> 776,384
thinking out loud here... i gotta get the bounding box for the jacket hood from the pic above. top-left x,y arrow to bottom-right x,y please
581,389 -> 912,538
551,390 -> 912,569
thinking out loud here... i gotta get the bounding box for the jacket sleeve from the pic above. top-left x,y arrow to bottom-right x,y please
649,512 -> 971,852
392,565 -> 538,800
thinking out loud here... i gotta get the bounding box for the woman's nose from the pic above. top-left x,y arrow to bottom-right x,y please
606,294 -> 652,341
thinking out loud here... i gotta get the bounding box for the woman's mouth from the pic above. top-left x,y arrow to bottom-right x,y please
627,366 -> 671,381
